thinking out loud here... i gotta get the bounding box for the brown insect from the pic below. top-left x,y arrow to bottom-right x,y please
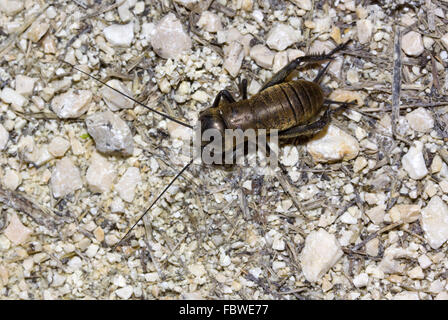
62,40 -> 353,248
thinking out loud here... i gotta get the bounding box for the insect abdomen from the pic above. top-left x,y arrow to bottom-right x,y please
220,80 -> 324,131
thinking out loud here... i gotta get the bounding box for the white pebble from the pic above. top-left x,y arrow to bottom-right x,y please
0,0 -> 24,16
290,0 -> 311,10
104,23 -> 134,47
440,33 -> 448,51
405,107 -> 434,132
266,24 -> 300,51
300,229 -> 343,282
67,256 -> 83,272
116,167 -> 141,202
402,31 -> 424,57
1,87 -> 27,108
51,89 -> 92,119
0,124 -> 9,150
3,169 -> 21,190
115,286 -> 133,299
250,45 -> 275,69
421,196 -> 448,249
86,152 -> 116,193
151,13 -> 192,59
50,157 -> 83,198
306,124 -> 359,163
197,11 -> 222,33
101,80 -> 134,111
353,273 -> 369,288
357,19 -> 373,44
4,213 -> 31,245
15,75 -> 36,96
48,137 -> 70,157
401,141 -> 428,180
110,197 -> 125,213
223,41 -> 245,77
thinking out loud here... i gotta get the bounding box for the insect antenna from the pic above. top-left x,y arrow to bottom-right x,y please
59,59 -> 193,129
112,158 -> 193,251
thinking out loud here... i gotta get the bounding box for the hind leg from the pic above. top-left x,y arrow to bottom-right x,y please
259,40 -> 352,92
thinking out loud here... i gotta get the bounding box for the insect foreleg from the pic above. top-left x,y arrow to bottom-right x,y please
211,90 -> 236,108
239,78 -> 248,100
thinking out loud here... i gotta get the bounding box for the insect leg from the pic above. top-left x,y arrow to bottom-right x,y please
313,62 -> 331,84
278,109 -> 331,139
211,90 -> 236,108
259,40 -> 352,92
239,78 -> 248,100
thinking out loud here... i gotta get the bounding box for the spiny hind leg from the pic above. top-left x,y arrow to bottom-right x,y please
259,40 -> 352,92
279,109 -> 331,140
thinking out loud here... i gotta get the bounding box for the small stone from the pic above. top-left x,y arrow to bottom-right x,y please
0,124 -> 9,150
435,292 -> 448,300
3,169 -> 21,190
18,136 -> 53,166
309,40 -> 334,55
346,69 -> 359,84
86,110 -> 134,156
389,204 -> 420,223
272,238 -> 285,251
15,75 -> 36,96
329,89 -> 365,106
67,256 -> 82,272
418,254 -> 432,269
86,152 -> 116,193
440,33 -> 448,51
197,11 -> 222,33
167,121 -> 193,140
111,198 -> 125,213
405,107 -> 434,132
407,266 -> 424,280
365,238 -> 379,256
394,291 -> 419,300
104,23 -> 134,47
353,156 -> 367,173
330,26 -> 342,44
191,90 -> 209,104
402,141 -> 428,180
48,137 -> 70,157
188,263 -> 206,277
281,145 -> 299,166
423,36 -> 435,50
101,80 -> 134,111
223,41 -> 245,77
93,226 -> 105,242
42,34 -> 57,54
4,213 -> 31,245
151,13 -> 192,59
429,280 -> 445,293
421,196 -> 448,249
86,244 -> 99,258
300,229 -> 343,282
1,87 -> 27,108
431,155 -> 443,174
51,89 -> 92,119
353,273 -> 369,288
250,44 -> 275,69
357,19 -> 373,44
402,31 -> 424,57
266,24 -> 300,51
273,52 -> 288,73
116,167 -> 141,202
50,157 -> 83,198
26,21 -> 49,42
290,0 -> 312,10
366,205 -> 386,225
306,124 -> 359,163
0,0 -> 24,16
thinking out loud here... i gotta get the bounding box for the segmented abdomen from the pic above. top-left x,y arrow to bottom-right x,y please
220,80 -> 324,132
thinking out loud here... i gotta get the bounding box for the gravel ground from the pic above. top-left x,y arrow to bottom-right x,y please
1,0 -> 448,300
